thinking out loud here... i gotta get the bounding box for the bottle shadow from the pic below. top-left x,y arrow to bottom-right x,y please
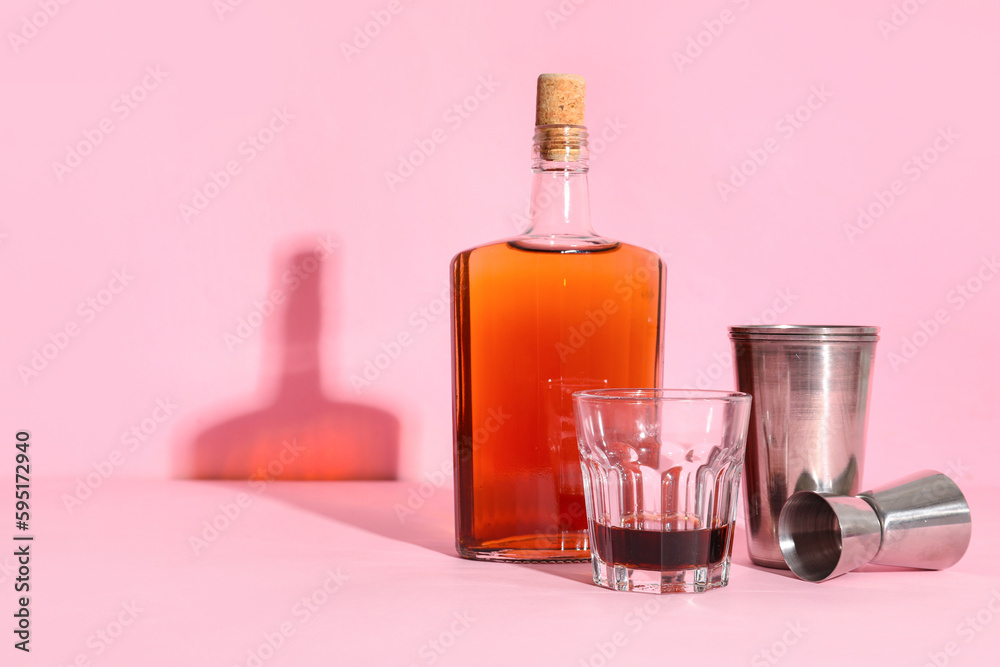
261,481 -> 459,559
177,242 -> 399,481
518,561 -> 595,586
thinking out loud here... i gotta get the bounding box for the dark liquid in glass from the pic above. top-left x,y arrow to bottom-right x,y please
591,522 -> 733,570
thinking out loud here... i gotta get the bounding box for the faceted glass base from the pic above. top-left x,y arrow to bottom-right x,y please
591,554 -> 732,594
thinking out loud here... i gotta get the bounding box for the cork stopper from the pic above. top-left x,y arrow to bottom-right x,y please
535,73 -> 586,126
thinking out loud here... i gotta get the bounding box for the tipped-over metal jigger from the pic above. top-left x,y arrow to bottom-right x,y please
778,471 -> 972,582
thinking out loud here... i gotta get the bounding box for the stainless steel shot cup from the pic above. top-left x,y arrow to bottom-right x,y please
729,325 -> 879,568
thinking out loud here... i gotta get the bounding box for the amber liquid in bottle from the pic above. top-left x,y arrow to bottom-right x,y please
451,96 -> 665,560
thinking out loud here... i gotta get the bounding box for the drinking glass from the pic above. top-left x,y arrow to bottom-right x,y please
573,389 -> 751,593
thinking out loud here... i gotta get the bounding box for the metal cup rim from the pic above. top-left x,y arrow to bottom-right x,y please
729,324 -> 879,338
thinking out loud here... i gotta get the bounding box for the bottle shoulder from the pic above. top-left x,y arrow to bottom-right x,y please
452,238 -> 665,262
454,235 -> 621,257
450,239 -> 513,269
614,242 -> 666,264
452,238 -> 514,257
450,240 -> 667,286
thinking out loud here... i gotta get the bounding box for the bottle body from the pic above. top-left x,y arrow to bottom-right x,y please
452,239 -> 665,561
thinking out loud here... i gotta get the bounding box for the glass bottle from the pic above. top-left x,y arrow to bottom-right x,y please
451,74 -> 665,561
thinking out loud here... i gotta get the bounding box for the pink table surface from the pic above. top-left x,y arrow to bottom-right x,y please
27,480 -> 1000,666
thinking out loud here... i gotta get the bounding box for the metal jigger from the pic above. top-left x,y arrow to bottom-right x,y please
778,470 -> 972,582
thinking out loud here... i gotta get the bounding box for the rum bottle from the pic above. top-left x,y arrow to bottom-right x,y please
451,74 -> 665,561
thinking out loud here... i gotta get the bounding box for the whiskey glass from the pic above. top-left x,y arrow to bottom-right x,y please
573,389 -> 751,593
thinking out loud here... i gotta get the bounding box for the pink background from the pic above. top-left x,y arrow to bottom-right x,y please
4,2 -> 1000,665
4,2 -> 999,488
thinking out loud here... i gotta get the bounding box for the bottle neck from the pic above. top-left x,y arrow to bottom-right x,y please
272,252 -> 324,404
517,125 -> 615,250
